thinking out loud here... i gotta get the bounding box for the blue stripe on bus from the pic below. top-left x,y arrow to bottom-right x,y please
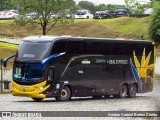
41,52 -> 66,70
130,58 -> 142,91
130,58 -> 140,81
3,54 -> 16,68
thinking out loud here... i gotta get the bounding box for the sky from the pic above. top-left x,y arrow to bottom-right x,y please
74,0 -> 151,5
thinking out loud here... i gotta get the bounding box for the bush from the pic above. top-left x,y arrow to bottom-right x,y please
14,15 -> 30,27
149,1 -> 160,46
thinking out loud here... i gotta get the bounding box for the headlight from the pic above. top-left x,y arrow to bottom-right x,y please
37,87 -> 43,90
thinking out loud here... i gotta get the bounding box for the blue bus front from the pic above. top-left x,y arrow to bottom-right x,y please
6,40 -> 64,99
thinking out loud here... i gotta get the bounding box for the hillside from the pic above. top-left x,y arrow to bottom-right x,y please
0,17 -> 151,40
0,42 -> 18,68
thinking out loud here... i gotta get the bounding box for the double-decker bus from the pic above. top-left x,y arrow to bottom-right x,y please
4,36 -> 155,101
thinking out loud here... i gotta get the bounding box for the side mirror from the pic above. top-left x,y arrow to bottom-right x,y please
3,55 -> 16,68
41,52 -> 65,70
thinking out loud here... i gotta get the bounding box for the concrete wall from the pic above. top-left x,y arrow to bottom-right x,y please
0,37 -> 21,45
0,69 -> 12,93
155,56 -> 160,75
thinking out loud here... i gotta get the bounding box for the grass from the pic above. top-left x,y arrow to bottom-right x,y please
0,42 -> 18,49
0,17 -> 151,40
0,42 -> 18,68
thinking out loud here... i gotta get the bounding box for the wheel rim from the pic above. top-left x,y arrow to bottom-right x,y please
121,86 -> 127,97
130,85 -> 136,96
61,89 -> 67,98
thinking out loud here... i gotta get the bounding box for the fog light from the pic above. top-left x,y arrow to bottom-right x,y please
56,84 -> 60,89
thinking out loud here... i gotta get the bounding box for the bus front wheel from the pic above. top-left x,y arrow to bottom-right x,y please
128,84 -> 137,98
32,98 -> 44,102
119,84 -> 127,98
55,86 -> 71,101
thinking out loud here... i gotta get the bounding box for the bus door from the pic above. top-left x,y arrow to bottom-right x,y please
48,66 -> 55,82
47,66 -> 56,94
74,64 -> 85,96
81,63 -> 97,96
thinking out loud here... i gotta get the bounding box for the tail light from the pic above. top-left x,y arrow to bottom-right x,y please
8,13 -> 12,15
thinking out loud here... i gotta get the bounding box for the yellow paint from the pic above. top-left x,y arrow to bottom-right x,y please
12,80 -> 50,98
153,45 -> 157,80
133,48 -> 155,84
133,51 -> 141,74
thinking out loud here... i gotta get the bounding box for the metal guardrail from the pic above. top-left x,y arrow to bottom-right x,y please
0,37 -> 21,45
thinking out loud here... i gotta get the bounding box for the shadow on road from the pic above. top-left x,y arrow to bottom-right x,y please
13,95 -> 151,103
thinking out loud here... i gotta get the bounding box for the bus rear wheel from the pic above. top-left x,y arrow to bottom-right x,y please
119,84 -> 127,98
55,86 -> 71,101
128,84 -> 137,98
32,98 -> 44,102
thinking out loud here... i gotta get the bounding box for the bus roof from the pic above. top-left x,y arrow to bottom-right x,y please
22,35 -> 153,44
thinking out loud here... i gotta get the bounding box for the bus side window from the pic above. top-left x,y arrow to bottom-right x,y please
48,67 -> 54,81
68,41 -> 83,55
83,42 -> 99,54
51,41 -> 68,55
99,42 -> 110,55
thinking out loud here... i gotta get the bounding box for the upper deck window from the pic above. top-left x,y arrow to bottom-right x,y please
17,41 -> 52,60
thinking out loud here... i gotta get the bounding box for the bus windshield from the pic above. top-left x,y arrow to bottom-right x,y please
13,63 -> 43,81
17,41 -> 52,60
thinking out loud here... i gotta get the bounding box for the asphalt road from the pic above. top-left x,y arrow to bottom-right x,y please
0,79 -> 160,120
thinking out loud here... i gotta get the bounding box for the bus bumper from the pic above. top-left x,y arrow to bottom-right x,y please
11,80 -> 50,99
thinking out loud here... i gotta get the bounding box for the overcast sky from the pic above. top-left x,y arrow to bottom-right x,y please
74,0 -> 151,5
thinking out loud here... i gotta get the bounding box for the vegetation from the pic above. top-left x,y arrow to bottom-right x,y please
0,0 -> 17,10
15,0 -> 76,35
149,1 -> 160,46
0,42 -> 18,68
0,0 -> 152,36
95,4 -> 125,14
0,17 -> 151,40
78,1 -> 96,13
125,0 -> 151,15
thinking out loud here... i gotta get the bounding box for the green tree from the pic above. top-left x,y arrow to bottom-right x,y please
16,0 -> 76,35
149,1 -> 160,45
95,4 -> 125,14
0,0 -> 16,10
78,1 -> 96,13
125,0 -> 151,14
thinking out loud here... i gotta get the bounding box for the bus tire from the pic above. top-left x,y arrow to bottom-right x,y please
32,98 -> 44,102
119,84 -> 127,98
128,84 -> 137,98
55,86 -> 71,101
